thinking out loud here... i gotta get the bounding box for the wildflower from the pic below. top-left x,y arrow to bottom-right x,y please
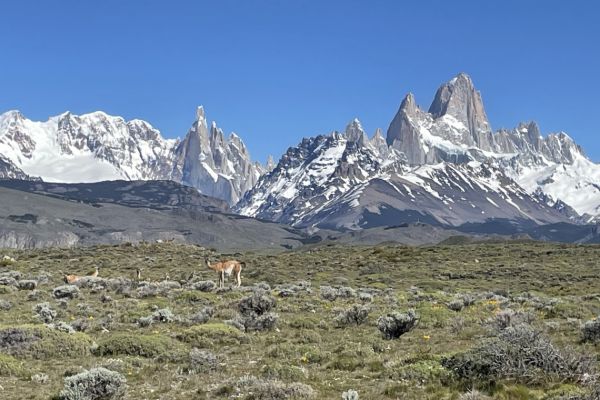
423,335 -> 431,341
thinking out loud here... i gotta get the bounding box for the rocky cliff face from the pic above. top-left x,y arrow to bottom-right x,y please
0,107 -> 262,204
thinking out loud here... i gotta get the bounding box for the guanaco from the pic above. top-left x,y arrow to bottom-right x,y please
63,266 -> 98,284
204,256 -> 244,288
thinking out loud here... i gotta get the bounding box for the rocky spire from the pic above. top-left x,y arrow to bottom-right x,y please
345,118 -> 369,146
385,93 -> 425,164
428,73 -> 492,149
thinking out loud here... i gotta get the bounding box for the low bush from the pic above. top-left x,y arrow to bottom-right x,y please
175,323 -> 245,348
581,316 -> 600,343
217,375 -> 316,399
442,324 -> 594,385
53,285 -> 80,300
94,333 -> 184,360
0,299 -> 12,310
33,302 -> 57,323
188,348 -> 219,373
17,280 -> 37,290
334,304 -> 370,327
189,306 -> 214,324
377,310 -> 419,339
0,325 -> 92,359
235,292 -> 279,332
342,389 -> 359,400
57,367 -> 127,400
190,280 -> 216,292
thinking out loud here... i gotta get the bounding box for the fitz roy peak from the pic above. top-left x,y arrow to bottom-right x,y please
237,73 -> 600,228
0,107 -> 263,205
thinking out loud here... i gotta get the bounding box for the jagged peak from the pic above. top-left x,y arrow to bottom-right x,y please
448,72 -> 473,86
196,106 -> 205,121
0,110 -> 25,124
344,118 -> 368,145
399,92 -> 418,114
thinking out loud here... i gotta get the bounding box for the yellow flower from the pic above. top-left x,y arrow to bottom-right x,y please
422,335 -> 431,341
70,316 -> 75,321
88,316 -> 94,320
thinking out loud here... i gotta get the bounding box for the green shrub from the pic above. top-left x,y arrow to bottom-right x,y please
175,323 -> 245,348
0,325 -> 92,359
94,333 -> 184,360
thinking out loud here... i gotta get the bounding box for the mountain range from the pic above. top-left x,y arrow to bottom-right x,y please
1,73 -> 600,242
0,106 -> 264,205
237,73 -> 600,229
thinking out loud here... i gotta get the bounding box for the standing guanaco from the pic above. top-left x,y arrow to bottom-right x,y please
204,256 -> 244,288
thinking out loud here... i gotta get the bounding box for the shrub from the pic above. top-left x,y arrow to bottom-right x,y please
254,282 -> 272,291
377,310 -> 419,339
0,276 -> 18,287
239,292 -> 276,316
137,316 -> 153,327
447,299 -> 464,312
190,306 -> 214,324
320,286 -> 339,301
491,308 -> 535,331
18,280 -> 37,290
188,348 -> 219,373
151,308 -> 174,323
27,290 -> 42,301
219,376 -> 316,399
176,323 -> 245,348
58,367 -> 127,400
48,321 -> 76,333
261,363 -> 306,381
358,292 -> 374,302
320,286 -> 356,301
235,292 -> 279,332
334,305 -> 370,327
0,299 -> 12,310
442,324 -> 594,384
33,302 -> 57,323
191,280 -> 216,292
458,390 -> 492,400
53,285 -> 80,299
31,373 -> 49,384
342,389 -> 359,400
581,316 -> 600,343
94,333 -> 184,360
0,325 -> 92,359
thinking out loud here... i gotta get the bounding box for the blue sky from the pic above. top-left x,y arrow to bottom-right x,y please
1,0 -> 599,162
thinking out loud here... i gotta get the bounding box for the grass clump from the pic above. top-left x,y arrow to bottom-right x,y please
0,353 -> 26,377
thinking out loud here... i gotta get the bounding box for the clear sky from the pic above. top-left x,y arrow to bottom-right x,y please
1,0 -> 599,162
